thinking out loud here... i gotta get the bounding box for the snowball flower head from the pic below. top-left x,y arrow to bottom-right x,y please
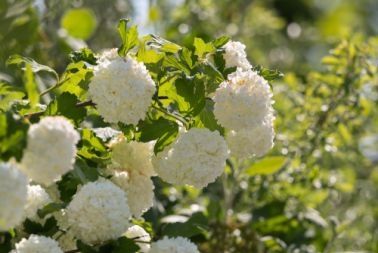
149,236 -> 199,253
24,185 -> 51,221
223,40 -> 252,70
15,235 -> 63,253
213,69 -> 274,130
0,162 -> 28,231
21,116 -> 80,185
227,118 -> 275,159
125,225 -> 151,252
111,138 -> 156,177
88,49 -> 156,125
110,171 -> 154,217
66,179 -> 131,244
153,128 -> 229,188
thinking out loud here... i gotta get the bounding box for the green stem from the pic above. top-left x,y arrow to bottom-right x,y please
152,104 -> 188,128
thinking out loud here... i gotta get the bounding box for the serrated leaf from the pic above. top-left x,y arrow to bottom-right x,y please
252,65 -> 283,81
193,37 -> 215,58
245,156 -> 286,176
117,19 -> 139,57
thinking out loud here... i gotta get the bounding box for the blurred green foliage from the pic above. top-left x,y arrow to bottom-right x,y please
0,0 -> 377,252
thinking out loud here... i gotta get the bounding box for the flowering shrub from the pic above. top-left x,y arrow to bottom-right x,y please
0,18 -> 281,253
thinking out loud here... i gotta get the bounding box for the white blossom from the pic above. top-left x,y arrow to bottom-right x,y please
213,69 -> 274,131
88,49 -> 156,125
226,118 -> 275,159
0,162 -> 28,231
110,171 -> 154,218
124,225 -> 151,253
15,235 -> 63,253
24,185 -> 51,221
149,236 -> 199,253
66,179 -> 131,244
153,128 -> 229,188
223,41 -> 252,70
110,138 -> 156,177
21,116 -> 80,185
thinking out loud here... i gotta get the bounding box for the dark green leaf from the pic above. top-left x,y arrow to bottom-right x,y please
44,93 -> 87,125
77,240 -> 98,253
211,35 -> 230,48
37,203 -> 66,219
112,237 -> 140,253
70,48 -> 97,64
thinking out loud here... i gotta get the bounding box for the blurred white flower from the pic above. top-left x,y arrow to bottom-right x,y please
66,179 -> 131,244
149,236 -> 199,253
88,50 -> 156,125
0,162 -> 28,231
125,225 -> 151,252
110,171 -> 155,217
21,116 -> 80,185
24,185 -> 51,222
213,69 -> 274,130
15,235 -> 63,253
223,41 -> 252,70
110,138 -> 156,177
153,128 -> 229,188
226,118 -> 275,159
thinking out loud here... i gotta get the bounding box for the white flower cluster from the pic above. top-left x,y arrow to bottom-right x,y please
109,139 -> 156,217
226,121 -> 275,159
14,235 -> 63,253
214,68 -> 275,158
223,41 -> 252,70
21,116 -> 80,185
149,236 -> 199,253
0,162 -> 28,231
24,185 -> 51,222
124,225 -> 151,253
153,128 -> 229,188
66,179 -> 131,244
88,49 -> 156,125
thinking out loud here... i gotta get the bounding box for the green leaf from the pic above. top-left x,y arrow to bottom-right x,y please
174,76 -> 206,116
112,237 -> 140,253
211,35 -> 230,48
252,65 -> 283,81
58,62 -> 93,100
69,48 -> 97,65
137,117 -> 179,154
0,112 -> 29,161
194,99 -> 224,134
117,19 -> 139,57
77,129 -> 110,162
0,82 -> 25,111
37,203 -> 66,219
23,217 -> 58,236
149,34 -> 181,53
23,64 -> 39,107
193,37 -> 215,58
245,156 -> 286,176
44,93 -> 87,125
6,55 -> 59,80
61,8 -> 97,40
77,240 -> 98,253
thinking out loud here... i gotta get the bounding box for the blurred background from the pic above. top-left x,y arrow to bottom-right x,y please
1,0 -> 377,252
